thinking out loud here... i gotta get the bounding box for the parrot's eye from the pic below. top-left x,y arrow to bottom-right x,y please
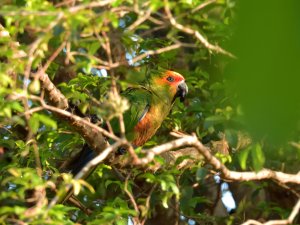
166,76 -> 174,82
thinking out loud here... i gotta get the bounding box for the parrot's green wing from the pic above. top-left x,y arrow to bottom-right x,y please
109,87 -> 152,140
122,87 -> 152,132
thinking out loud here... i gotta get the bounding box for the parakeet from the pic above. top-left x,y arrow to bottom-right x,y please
119,69 -> 188,146
67,69 -> 188,174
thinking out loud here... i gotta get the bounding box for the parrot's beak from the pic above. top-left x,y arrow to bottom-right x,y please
176,81 -> 188,102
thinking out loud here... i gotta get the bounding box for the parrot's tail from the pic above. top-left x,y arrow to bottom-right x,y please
57,144 -> 97,204
67,144 -> 96,176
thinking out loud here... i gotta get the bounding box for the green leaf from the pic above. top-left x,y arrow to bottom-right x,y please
160,180 -> 167,191
36,114 -> 57,129
73,180 -> 81,195
29,115 -> 40,133
196,167 -> 207,182
189,197 -> 211,208
104,180 -> 122,189
162,195 -> 169,208
238,147 -> 251,170
169,183 -> 180,198
2,107 -> 12,117
79,179 -> 95,193
28,79 -> 40,94
141,173 -> 156,183
15,140 -> 26,150
251,143 -> 265,171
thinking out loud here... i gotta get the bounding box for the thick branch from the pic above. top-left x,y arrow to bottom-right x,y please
134,135 -> 300,184
2,16 -> 109,153
38,73 -> 69,109
12,89 -> 110,153
40,101 -> 113,152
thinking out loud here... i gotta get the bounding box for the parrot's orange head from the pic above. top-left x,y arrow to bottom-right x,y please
152,70 -> 188,102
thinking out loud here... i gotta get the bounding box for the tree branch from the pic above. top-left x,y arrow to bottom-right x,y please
242,198 -> 300,225
12,92 -> 111,152
3,18 -> 109,160
131,43 -> 182,64
124,173 -> 140,224
68,0 -> 114,13
40,101 -> 113,152
191,0 -> 216,13
133,135 -> 300,184
47,140 -> 126,208
127,9 -> 152,31
164,0 -> 235,58
37,73 -> 69,109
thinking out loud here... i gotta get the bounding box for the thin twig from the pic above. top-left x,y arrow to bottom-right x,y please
47,140 -> 126,208
68,0 -> 114,13
68,196 -> 93,215
127,145 -> 140,164
127,9 -> 152,31
273,180 -> 300,198
192,0 -> 216,13
164,0 -> 235,58
141,184 -> 157,225
93,43 -> 181,69
242,198 -> 300,225
0,11 -> 60,16
133,0 -> 139,13
11,92 -> 118,142
105,120 -> 115,136
21,107 -> 44,116
148,16 -> 165,25
69,52 -> 109,66
101,30 -> 126,142
32,141 -> 43,177
101,31 -> 114,67
55,0 -> 76,7
93,42 -> 195,69
175,0 -> 217,20
124,173 -> 140,224
288,199 -> 300,223
119,113 -> 126,138
35,36 -> 68,80
22,12 -> 64,142
140,25 -> 167,37
131,43 -> 181,64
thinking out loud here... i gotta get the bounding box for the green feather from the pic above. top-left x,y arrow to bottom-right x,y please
143,67 -> 166,86
110,69 -> 175,144
122,87 -> 152,132
109,86 -> 152,141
